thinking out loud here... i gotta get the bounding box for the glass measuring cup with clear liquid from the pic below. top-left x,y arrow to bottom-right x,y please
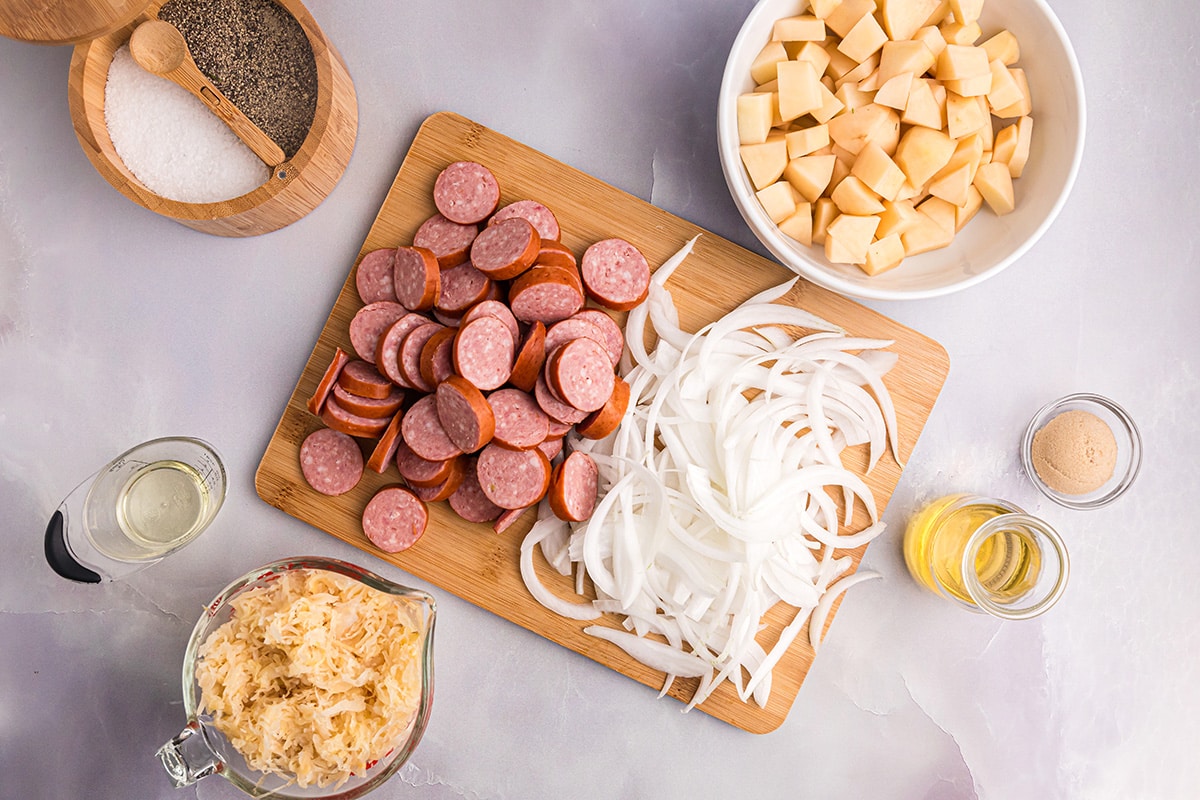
44,437 -> 226,582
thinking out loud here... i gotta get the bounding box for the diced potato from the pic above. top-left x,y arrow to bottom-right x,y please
985,59 -> 1024,111
777,60 -> 824,121
823,0 -> 877,39
740,137 -> 789,190
823,40 -> 861,80
874,71 -> 914,110
879,0 -> 945,42
756,180 -> 799,223
831,175 -> 886,214
878,40 -> 936,85
810,81 -> 847,124
894,126 -> 956,186
773,15 -> 826,42
955,185 -> 984,230
738,93 -> 776,145
827,103 -> 901,155
784,154 -> 838,201
949,0 -> 983,25
838,14 -> 889,62
834,81 -> 875,112
810,0 -> 843,18
811,197 -> 839,245
778,202 -> 814,245
945,91 -> 987,138
991,68 -> 1031,117
794,40 -> 833,76
993,115 -> 1033,177
863,233 -> 906,275
876,198 -> 922,238
972,161 -> 1015,214
936,44 -> 989,79
895,180 -> 925,201
917,196 -> 958,233
901,78 -> 943,129
751,40 -> 790,85
981,30 -> 1020,66
852,142 -> 907,200
942,72 -> 992,97
836,52 -> 881,88
786,124 -> 831,158
741,0 -> 1032,279
911,25 -> 947,59
939,20 -> 981,46
825,213 -> 881,264
900,209 -> 954,255
857,68 -> 882,93
927,162 -> 972,206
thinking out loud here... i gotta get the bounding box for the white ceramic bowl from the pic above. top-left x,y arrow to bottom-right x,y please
717,0 -> 1086,300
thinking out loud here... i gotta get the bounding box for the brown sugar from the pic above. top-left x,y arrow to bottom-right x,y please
1031,409 -> 1117,495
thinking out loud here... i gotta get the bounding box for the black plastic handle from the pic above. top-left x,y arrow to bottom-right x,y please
44,509 -> 102,583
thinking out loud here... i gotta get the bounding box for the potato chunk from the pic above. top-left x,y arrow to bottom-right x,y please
973,161 -> 1015,215
740,137 -> 789,190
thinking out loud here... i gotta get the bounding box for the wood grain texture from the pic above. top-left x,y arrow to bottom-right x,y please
255,112 -> 951,734
65,0 -> 356,237
0,0 -> 149,44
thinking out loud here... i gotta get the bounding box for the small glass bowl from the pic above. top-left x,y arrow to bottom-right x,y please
157,557 -> 436,799
1021,393 -> 1142,510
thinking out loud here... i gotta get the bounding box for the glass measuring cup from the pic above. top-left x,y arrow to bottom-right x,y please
43,436 -> 226,582
157,557 -> 436,798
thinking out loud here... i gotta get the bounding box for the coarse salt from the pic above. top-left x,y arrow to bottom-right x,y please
104,45 -> 269,204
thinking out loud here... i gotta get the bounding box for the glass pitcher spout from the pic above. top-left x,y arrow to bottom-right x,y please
157,720 -> 224,787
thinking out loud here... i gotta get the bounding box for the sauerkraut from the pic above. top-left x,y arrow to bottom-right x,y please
195,569 -> 425,788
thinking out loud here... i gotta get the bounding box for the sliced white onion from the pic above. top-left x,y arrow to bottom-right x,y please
520,237 -> 902,710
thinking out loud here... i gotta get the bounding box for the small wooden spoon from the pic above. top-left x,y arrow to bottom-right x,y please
129,19 -> 286,168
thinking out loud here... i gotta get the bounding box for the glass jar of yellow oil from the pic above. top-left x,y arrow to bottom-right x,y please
903,494 -> 1069,619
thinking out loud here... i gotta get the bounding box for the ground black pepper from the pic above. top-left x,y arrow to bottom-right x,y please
158,0 -> 317,158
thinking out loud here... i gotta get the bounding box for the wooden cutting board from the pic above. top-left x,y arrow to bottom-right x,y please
256,111 -> 950,734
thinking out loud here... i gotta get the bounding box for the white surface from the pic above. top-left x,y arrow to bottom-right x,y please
717,0 -> 1086,300
0,1 -> 1197,798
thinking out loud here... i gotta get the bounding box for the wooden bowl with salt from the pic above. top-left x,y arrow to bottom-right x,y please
65,0 -> 356,237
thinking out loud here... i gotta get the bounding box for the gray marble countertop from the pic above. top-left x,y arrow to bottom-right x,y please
2,1 -> 1197,798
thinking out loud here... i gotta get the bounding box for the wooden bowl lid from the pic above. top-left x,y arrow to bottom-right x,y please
0,0 -> 150,44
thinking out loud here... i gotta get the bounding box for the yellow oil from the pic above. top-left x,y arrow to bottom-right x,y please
904,494 -> 1043,607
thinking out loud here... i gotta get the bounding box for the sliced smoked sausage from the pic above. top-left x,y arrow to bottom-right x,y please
580,238 -> 650,311
413,213 -> 477,268
546,337 -> 615,413
393,246 -> 441,311
508,321 -> 546,393
362,486 -> 428,553
349,301 -> 407,364
400,394 -> 463,462
576,375 -> 630,440
470,217 -> 540,281
355,248 -> 398,304
490,199 -> 560,241
307,347 -> 350,416
487,388 -> 549,450
436,375 -> 496,453
433,161 -> 500,225
475,444 -> 552,510
548,451 -> 599,522
338,359 -> 393,400
453,315 -> 515,391
300,428 -> 363,496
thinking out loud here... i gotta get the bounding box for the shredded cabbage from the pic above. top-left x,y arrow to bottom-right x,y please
196,569 -> 424,788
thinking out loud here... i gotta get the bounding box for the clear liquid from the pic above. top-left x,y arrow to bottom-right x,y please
116,460 -> 210,552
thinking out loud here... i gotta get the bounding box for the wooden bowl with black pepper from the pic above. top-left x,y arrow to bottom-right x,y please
65,0 -> 357,237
